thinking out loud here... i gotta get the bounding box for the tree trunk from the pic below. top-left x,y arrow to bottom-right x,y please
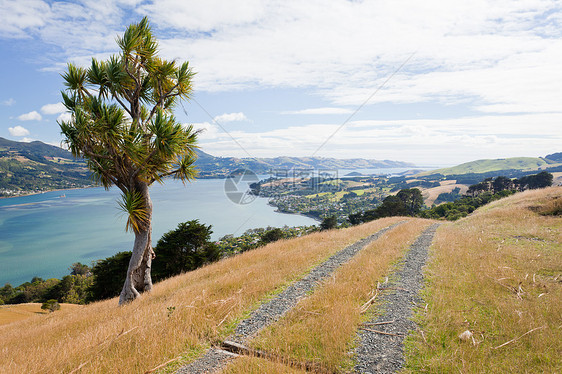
119,183 -> 154,305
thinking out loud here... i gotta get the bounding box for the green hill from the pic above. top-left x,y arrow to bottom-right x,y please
418,156 -> 559,176
194,150 -> 415,177
0,137 -> 92,196
0,137 -> 415,196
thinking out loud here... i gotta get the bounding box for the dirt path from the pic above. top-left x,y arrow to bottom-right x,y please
353,223 -> 440,373
174,221 -> 406,374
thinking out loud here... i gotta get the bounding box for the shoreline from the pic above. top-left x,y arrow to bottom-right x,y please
0,185 -> 96,200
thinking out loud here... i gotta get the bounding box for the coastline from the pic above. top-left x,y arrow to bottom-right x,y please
265,200 -> 322,222
0,176 -> 233,200
0,185 -> 96,200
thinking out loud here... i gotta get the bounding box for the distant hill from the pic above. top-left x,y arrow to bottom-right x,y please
0,137 -> 92,196
545,152 -> 562,162
194,149 -> 415,177
0,138 -> 415,196
417,156 -> 562,177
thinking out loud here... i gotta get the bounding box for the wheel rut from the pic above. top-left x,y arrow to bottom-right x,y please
353,223 -> 441,373
174,221 -> 406,374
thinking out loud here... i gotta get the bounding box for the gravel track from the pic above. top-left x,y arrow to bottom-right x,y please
175,221 -> 405,374
353,223 -> 440,374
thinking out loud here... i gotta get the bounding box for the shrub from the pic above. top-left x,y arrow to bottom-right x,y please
89,252 -> 131,301
41,299 -> 60,313
259,228 -> 285,245
320,216 -> 337,230
152,220 -> 222,281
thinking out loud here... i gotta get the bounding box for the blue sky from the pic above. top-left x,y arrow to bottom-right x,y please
1,0 -> 561,166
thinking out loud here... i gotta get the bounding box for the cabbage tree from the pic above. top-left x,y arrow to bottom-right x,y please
59,17 -> 198,305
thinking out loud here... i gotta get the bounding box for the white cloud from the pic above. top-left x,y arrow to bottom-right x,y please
198,112 -> 562,164
3,0 -> 562,164
2,98 -> 15,106
6,0 -> 562,117
17,111 -> 42,121
191,122 -> 221,140
56,112 -> 72,122
283,107 -> 353,115
0,0 -> 49,38
154,0 -> 562,115
8,126 -> 30,137
21,137 -> 35,143
41,102 -> 66,115
213,112 -> 249,123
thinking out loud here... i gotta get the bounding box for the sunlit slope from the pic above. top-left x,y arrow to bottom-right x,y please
418,157 -> 557,176
405,187 -> 562,373
0,217 -> 403,374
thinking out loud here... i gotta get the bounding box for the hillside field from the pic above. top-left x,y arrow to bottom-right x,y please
418,157 -> 561,176
0,188 -> 560,373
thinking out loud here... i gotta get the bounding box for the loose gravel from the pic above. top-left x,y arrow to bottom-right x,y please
353,223 -> 440,374
175,221 -> 405,374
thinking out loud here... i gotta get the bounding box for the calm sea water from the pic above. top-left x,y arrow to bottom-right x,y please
0,179 -> 317,286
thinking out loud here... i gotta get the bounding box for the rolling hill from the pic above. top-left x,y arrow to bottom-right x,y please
0,137 -> 92,196
194,149 -> 415,177
0,187 -> 559,373
418,156 -> 559,176
0,137 -> 415,196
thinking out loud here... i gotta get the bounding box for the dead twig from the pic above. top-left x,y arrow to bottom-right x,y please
301,310 -> 321,315
217,310 -> 232,328
221,340 -> 333,373
362,320 -> 394,326
377,286 -> 410,292
492,325 -> 546,349
144,356 -> 182,374
360,290 -> 379,314
360,327 -> 404,336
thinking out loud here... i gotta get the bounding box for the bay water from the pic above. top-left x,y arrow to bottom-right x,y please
0,179 -> 317,286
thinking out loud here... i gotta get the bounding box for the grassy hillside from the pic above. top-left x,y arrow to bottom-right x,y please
419,157 -> 556,176
0,137 -> 92,196
405,187 -> 562,373
0,189 -> 559,373
0,218 -> 403,373
0,303 -> 82,326
194,149 -> 415,178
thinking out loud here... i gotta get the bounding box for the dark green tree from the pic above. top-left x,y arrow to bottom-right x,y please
492,176 -> 513,192
56,274 -> 92,304
259,228 -> 285,245
396,188 -> 423,215
69,262 -> 90,276
89,252 -> 132,301
152,220 -> 221,281
41,299 -> 61,313
0,283 -> 15,303
59,17 -> 199,304
376,195 -> 409,217
320,215 -> 338,230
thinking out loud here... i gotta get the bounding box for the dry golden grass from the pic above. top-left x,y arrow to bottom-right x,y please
221,218 -> 433,373
551,172 -> 562,186
422,183 -> 469,206
222,356 -> 308,374
404,187 -> 562,373
0,303 -> 83,326
0,217 -> 403,374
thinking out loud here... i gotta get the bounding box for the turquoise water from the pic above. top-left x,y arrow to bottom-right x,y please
0,179 -> 317,286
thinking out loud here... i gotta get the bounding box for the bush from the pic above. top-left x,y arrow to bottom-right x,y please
89,251 -> 131,301
320,216 -> 337,230
41,299 -> 60,313
69,262 -> 90,276
152,220 -> 222,281
55,274 -> 92,304
259,228 -> 285,245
